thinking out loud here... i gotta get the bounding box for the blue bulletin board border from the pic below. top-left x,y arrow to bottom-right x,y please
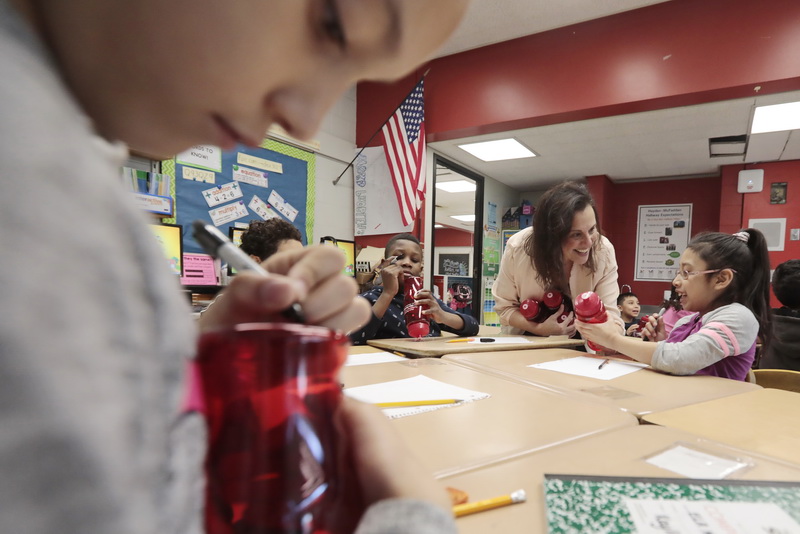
162,138 -> 315,256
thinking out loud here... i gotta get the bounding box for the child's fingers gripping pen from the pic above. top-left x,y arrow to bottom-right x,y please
641,307 -> 666,341
192,220 -> 304,322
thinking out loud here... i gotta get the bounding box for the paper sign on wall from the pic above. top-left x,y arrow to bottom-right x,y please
182,166 -> 216,184
176,145 -> 222,173
232,165 -> 269,188
249,195 -> 281,220
268,189 -> 299,222
180,253 -> 217,285
634,204 -> 692,282
202,182 -> 243,207
237,152 -> 283,174
209,201 -> 249,226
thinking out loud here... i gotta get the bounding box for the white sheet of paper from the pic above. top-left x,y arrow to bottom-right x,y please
625,499 -> 800,534
529,356 -> 647,380
344,375 -> 490,419
345,352 -> 406,366
645,444 -> 748,479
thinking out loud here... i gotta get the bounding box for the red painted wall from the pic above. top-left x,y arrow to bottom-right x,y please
357,0 -> 800,145
587,176 -> 722,306
738,161 -> 800,307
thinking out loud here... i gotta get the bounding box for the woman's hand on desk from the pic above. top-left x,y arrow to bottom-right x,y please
197,245 -> 371,333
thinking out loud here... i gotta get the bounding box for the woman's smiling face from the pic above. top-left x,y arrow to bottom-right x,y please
561,205 -> 597,266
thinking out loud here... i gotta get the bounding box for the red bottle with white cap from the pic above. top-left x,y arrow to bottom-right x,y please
573,291 -> 610,352
403,276 -> 431,338
520,298 -> 545,322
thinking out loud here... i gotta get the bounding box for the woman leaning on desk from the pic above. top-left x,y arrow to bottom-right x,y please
492,181 -> 623,337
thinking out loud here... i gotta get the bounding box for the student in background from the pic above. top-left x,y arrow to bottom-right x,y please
493,181 -> 623,337
759,259 -> 800,371
577,229 -> 772,381
617,291 -> 641,336
240,218 -> 303,262
350,233 -> 479,345
0,1 -> 467,533
657,286 -> 694,336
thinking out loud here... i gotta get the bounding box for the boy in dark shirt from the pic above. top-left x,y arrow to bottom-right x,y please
350,233 -> 479,344
759,259 -> 800,371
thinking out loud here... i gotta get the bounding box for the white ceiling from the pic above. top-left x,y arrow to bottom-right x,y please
427,0 -> 800,222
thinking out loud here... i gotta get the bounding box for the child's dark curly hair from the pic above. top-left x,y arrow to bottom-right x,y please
239,219 -> 302,261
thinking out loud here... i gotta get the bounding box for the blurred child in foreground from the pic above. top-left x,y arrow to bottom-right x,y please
0,0 -> 468,532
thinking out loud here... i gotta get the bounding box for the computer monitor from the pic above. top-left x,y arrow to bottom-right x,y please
147,223 -> 183,276
320,236 -> 356,277
228,226 -> 247,275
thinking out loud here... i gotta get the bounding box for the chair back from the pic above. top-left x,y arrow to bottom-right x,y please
752,369 -> 800,393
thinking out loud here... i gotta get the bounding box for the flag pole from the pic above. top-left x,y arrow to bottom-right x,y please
332,68 -> 430,186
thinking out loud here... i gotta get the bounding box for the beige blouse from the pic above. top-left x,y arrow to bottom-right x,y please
492,226 -> 623,335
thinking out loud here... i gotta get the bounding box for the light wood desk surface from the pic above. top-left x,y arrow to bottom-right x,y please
441,424 -> 800,534
443,348 -> 760,419
341,358 -> 637,476
366,335 -> 583,358
641,388 -> 800,466
347,344 -> 395,355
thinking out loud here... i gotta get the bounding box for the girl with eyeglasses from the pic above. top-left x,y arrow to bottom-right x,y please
576,229 -> 771,381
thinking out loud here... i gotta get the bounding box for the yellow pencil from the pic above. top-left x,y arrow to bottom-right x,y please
375,399 -> 463,408
446,338 -> 473,343
453,489 -> 526,518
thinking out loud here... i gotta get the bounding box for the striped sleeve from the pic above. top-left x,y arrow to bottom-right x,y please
651,304 -> 759,375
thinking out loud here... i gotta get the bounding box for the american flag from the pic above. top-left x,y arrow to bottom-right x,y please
381,80 -> 426,226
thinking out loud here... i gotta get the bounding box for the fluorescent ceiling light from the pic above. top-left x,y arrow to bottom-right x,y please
434,224 -> 445,228
451,214 -> 475,222
751,101 -> 800,134
435,180 -> 476,193
458,138 -> 537,162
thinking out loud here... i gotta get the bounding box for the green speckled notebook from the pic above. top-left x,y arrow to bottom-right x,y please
544,474 -> 800,533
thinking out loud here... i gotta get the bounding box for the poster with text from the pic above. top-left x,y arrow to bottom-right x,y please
634,204 -> 692,282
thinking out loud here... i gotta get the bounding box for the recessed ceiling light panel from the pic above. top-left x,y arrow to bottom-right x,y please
457,138 -> 537,162
450,214 -> 475,222
751,101 -> 800,134
435,180 -> 476,193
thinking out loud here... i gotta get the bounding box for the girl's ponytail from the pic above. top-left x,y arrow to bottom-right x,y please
742,228 -> 772,349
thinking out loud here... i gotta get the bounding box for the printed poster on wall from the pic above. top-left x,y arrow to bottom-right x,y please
634,204 -> 692,282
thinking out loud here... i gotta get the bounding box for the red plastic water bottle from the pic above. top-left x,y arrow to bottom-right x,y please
403,276 -> 431,338
520,298 -> 545,322
573,291 -> 610,352
637,315 -> 651,339
542,291 -> 571,323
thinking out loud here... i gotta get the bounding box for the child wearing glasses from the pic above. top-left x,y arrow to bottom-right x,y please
576,229 -> 771,381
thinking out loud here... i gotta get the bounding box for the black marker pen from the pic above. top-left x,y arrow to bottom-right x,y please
192,220 -> 305,323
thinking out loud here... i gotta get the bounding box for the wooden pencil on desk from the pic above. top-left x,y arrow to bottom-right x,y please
375,399 -> 463,408
453,489 -> 527,518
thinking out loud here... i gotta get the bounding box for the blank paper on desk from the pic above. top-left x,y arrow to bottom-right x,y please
530,356 -> 647,380
344,375 -> 490,419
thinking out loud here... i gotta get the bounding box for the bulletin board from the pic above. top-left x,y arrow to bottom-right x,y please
162,139 -> 315,256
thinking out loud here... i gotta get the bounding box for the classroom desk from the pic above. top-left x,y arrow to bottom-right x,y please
366,334 -> 584,358
641,388 -> 800,466
441,425 -> 800,534
443,348 -> 760,419
341,358 -> 637,476
347,344 -> 394,355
